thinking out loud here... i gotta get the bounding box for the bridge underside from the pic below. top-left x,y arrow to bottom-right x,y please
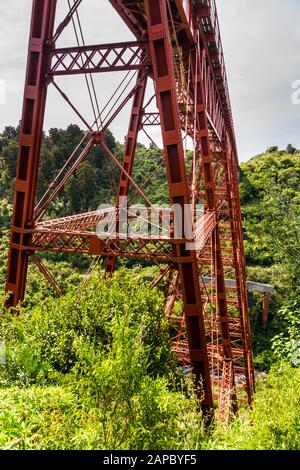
5,0 -> 255,423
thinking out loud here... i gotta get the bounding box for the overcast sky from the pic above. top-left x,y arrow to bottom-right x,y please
0,0 -> 299,162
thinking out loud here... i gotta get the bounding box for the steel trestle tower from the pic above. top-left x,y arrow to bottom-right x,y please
5,0 -> 255,422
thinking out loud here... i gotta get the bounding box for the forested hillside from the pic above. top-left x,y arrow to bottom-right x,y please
239,149 -> 300,367
0,126 -> 299,449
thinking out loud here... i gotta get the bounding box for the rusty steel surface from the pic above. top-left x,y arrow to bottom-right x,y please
5,0 -> 255,422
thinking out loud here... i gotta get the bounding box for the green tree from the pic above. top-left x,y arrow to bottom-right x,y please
286,144 -> 297,155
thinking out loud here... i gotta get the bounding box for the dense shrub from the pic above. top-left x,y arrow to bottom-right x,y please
206,363 -> 300,450
0,270 -> 176,385
0,274 -> 207,450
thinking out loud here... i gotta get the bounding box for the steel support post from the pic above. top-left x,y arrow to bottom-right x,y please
144,0 -> 214,418
222,139 -> 255,400
192,45 -> 237,418
5,0 -> 58,307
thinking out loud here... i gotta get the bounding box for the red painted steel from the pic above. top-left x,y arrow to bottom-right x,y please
144,0 -> 214,417
5,0 -> 254,422
5,0 -> 58,307
50,41 -> 149,76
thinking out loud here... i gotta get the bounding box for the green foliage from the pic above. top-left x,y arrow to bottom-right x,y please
286,144 -> 297,155
1,267 -> 299,451
0,127 -> 300,449
111,143 -> 169,207
206,363 -> 300,450
65,160 -> 98,212
240,150 -> 300,363
69,319 -> 202,450
0,200 -> 12,292
272,299 -> 300,365
0,270 -> 175,383
266,146 -> 278,153
0,271 -> 208,450
0,125 -> 172,216
0,125 -> 117,212
0,196 -> 12,224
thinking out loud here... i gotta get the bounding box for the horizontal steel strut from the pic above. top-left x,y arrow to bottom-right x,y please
5,0 -> 254,423
50,41 -> 150,75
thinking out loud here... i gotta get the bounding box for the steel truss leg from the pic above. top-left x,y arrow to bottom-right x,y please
191,46 -> 237,419
30,253 -> 62,297
222,140 -> 255,401
5,0 -> 58,308
145,0 -> 214,419
106,69 -> 148,274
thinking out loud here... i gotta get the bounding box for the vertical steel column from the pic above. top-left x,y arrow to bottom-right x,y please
5,0 -> 57,307
223,141 -> 255,398
106,69 -> 148,274
145,0 -> 214,417
192,45 -> 237,417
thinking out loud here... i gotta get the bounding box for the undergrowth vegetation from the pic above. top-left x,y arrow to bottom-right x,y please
0,272 -> 206,450
0,127 -> 299,450
0,272 -> 299,450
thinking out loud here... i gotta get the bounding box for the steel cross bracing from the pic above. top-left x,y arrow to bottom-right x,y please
5,0 -> 254,423
50,41 -> 150,75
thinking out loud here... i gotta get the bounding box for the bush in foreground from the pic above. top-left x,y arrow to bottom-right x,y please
0,271 -> 299,450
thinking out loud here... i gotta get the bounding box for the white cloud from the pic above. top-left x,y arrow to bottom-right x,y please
217,0 -> 300,159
